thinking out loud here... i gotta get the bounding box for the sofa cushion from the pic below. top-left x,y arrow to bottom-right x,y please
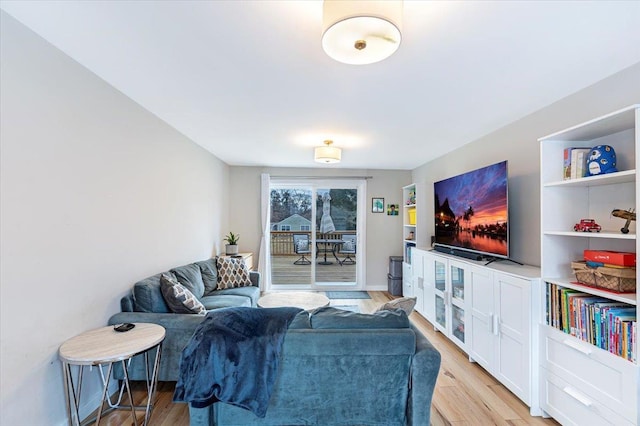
194,258 -> 218,296
170,263 -> 205,299
310,306 -> 410,329
208,285 -> 260,306
375,296 -> 417,316
216,257 -> 252,289
288,311 -> 312,329
199,294 -> 252,310
132,274 -> 170,313
160,272 -> 206,315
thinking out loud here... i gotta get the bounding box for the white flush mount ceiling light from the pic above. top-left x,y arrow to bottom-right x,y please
322,0 -> 403,65
314,140 -> 342,164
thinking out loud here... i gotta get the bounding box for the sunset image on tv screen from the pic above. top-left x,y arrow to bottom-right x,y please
434,161 -> 508,257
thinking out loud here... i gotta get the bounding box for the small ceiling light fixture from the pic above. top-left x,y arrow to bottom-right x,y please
322,0 -> 403,65
314,140 -> 342,164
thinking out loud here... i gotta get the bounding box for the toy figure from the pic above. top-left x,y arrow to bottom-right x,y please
612,208 -> 636,234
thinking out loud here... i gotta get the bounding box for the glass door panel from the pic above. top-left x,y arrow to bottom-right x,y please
452,305 -> 465,343
435,294 -> 446,329
451,265 -> 465,302
434,260 -> 446,292
269,187 -> 313,288
315,187 -> 358,287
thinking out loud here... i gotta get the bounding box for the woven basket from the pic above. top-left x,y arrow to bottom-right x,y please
571,261 -> 636,293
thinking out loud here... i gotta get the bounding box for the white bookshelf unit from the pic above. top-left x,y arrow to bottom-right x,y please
402,183 -> 417,297
539,105 -> 639,425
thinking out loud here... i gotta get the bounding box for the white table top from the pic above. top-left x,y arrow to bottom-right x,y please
258,292 -> 330,311
59,323 -> 165,365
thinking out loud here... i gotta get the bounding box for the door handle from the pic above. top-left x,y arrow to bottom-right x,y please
563,386 -> 593,407
562,339 -> 592,356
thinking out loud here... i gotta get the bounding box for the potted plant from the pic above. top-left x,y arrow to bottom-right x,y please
224,232 -> 240,255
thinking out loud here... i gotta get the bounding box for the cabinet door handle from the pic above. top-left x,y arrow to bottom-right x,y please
487,313 -> 493,333
493,314 -> 499,336
562,339 -> 592,356
562,386 -> 593,407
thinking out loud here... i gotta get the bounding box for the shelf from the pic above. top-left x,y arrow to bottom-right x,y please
543,230 -> 636,240
544,169 -> 635,188
543,276 -> 637,305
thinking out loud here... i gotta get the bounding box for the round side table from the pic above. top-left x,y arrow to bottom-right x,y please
258,291 -> 330,311
59,323 -> 165,426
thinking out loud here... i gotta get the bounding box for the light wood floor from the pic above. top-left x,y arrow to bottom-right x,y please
98,291 -> 558,425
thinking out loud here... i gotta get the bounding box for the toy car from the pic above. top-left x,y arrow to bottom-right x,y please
574,219 -> 601,232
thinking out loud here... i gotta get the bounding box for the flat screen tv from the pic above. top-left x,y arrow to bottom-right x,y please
433,160 -> 509,260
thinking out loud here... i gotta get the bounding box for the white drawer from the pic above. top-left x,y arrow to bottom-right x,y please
539,326 -> 638,422
540,367 -> 634,426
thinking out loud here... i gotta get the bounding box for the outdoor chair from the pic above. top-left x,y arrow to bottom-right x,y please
293,234 -> 311,265
339,234 -> 356,265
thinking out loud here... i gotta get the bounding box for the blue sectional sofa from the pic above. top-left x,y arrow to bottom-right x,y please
188,307 -> 441,426
108,257 -> 261,381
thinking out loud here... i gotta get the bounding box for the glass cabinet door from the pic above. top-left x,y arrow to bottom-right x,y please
435,294 -> 446,329
434,260 -> 446,292
451,264 -> 465,302
451,305 -> 465,343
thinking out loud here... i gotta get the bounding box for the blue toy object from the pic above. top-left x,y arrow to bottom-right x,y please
587,145 -> 617,176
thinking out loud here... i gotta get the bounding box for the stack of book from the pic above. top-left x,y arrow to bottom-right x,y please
563,147 -> 592,180
546,282 -> 636,362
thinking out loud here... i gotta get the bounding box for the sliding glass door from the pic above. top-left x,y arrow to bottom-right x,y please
269,179 -> 365,291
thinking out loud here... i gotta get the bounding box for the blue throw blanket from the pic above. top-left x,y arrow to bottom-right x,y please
174,306 -> 303,417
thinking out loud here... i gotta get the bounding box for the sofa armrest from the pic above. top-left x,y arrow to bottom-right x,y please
249,270 -> 261,287
109,311 -> 206,330
108,311 -> 207,381
408,324 -> 441,426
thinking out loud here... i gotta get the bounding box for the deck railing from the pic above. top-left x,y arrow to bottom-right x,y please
270,231 -> 355,255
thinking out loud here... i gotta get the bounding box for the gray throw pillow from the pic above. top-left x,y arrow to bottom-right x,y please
375,296 -> 417,316
160,272 -> 206,315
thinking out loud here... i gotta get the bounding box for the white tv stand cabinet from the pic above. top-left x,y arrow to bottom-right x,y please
411,247 -> 542,415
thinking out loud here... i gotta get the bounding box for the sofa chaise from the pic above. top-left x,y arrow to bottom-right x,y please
108,257 -> 260,381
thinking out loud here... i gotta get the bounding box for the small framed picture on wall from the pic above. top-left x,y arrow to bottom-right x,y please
372,197 -> 384,213
387,204 -> 399,215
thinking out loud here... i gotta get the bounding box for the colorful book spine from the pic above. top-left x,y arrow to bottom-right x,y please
570,148 -> 592,179
545,283 -> 636,361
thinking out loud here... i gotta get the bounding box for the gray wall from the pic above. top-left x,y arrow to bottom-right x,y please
0,12 -> 229,425
228,167 -> 411,289
413,63 -> 640,266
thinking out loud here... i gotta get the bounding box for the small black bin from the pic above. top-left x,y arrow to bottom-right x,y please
388,256 -> 403,296
388,274 -> 403,296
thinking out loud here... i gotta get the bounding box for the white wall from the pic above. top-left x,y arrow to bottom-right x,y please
0,12 -> 229,425
228,167 -> 411,290
413,62 -> 640,266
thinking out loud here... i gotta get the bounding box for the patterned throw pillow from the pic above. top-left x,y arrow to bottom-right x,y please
375,296 -> 417,316
216,257 -> 252,290
160,272 -> 206,315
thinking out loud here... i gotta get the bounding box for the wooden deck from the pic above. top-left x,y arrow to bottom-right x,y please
271,255 -> 356,285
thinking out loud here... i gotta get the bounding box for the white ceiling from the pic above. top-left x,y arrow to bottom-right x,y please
2,1 -> 639,170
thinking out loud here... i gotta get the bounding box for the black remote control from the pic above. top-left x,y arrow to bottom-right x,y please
114,323 -> 135,332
